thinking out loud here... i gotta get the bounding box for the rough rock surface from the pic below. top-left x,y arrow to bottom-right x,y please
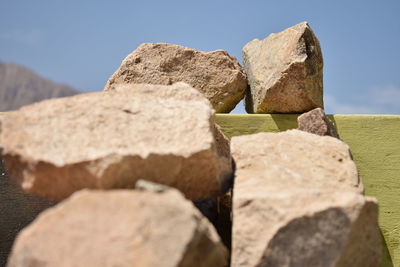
297,108 -> 339,138
0,82 -> 232,201
230,130 -> 381,267
243,22 -> 323,113
104,43 -> 248,113
7,189 -> 228,267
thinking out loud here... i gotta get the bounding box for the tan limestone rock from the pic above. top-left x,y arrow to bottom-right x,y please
104,43 -> 248,113
0,82 -> 232,201
230,130 -> 381,267
7,189 -> 228,267
297,107 -> 340,138
243,22 -> 323,113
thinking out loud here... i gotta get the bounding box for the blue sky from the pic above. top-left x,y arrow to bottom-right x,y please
1,0 -> 399,114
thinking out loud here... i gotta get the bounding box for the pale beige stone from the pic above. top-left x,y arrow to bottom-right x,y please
104,43 -> 248,113
243,22 -> 323,113
232,130 -> 362,194
7,189 -> 228,267
297,108 -> 339,138
231,130 -> 381,267
0,82 -> 232,201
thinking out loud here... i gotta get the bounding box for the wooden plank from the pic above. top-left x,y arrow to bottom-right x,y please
216,114 -> 400,267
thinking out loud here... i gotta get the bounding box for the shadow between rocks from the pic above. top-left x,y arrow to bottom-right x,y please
380,229 -> 394,267
0,155 -> 55,267
270,114 -> 299,131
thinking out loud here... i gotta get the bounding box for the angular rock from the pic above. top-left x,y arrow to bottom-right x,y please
243,22 -> 323,113
104,43 -> 248,113
232,130 -> 363,194
231,130 -> 381,267
0,82 -> 232,201
7,189 -> 228,267
297,107 -> 339,138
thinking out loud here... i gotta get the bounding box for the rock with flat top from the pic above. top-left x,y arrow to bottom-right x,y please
243,22 -> 323,113
0,82 -> 232,201
104,43 -> 248,113
7,189 -> 228,267
297,107 -> 339,138
230,130 -> 381,267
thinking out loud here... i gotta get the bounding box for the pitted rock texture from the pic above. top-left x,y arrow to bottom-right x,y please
243,22 -> 323,113
230,130 -> 381,267
297,108 -> 339,138
0,82 -> 232,201
7,189 -> 228,267
104,43 -> 248,113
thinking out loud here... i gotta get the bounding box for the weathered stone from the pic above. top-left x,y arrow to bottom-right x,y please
243,22 -> 323,113
135,179 -> 170,193
0,82 -> 232,201
232,130 -> 363,194
231,130 -> 381,267
104,43 -> 248,113
7,189 -> 228,267
297,108 -> 339,138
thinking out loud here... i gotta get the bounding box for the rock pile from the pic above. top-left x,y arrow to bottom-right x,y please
0,21 -> 382,267
7,189 -> 228,267
0,82 -> 232,201
230,131 -> 381,267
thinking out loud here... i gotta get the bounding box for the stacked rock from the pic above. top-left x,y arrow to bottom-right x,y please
0,83 -> 231,267
0,21 -> 382,267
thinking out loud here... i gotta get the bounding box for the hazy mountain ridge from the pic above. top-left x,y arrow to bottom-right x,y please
0,62 -> 79,111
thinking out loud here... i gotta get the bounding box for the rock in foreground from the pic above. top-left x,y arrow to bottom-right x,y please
7,189 -> 228,267
297,107 -> 339,138
230,130 -> 381,267
243,22 -> 323,113
0,82 -> 232,201
104,43 -> 248,113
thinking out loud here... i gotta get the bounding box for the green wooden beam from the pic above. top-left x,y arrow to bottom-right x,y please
216,114 -> 400,267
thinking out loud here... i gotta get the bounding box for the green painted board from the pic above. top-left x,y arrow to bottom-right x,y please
216,114 -> 400,267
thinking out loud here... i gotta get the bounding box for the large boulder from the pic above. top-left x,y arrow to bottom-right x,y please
0,82 -> 232,201
230,130 -> 381,267
104,43 -> 248,113
7,189 -> 228,267
243,22 -> 323,113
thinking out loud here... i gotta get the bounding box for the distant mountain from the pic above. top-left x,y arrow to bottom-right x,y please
0,62 -> 79,111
